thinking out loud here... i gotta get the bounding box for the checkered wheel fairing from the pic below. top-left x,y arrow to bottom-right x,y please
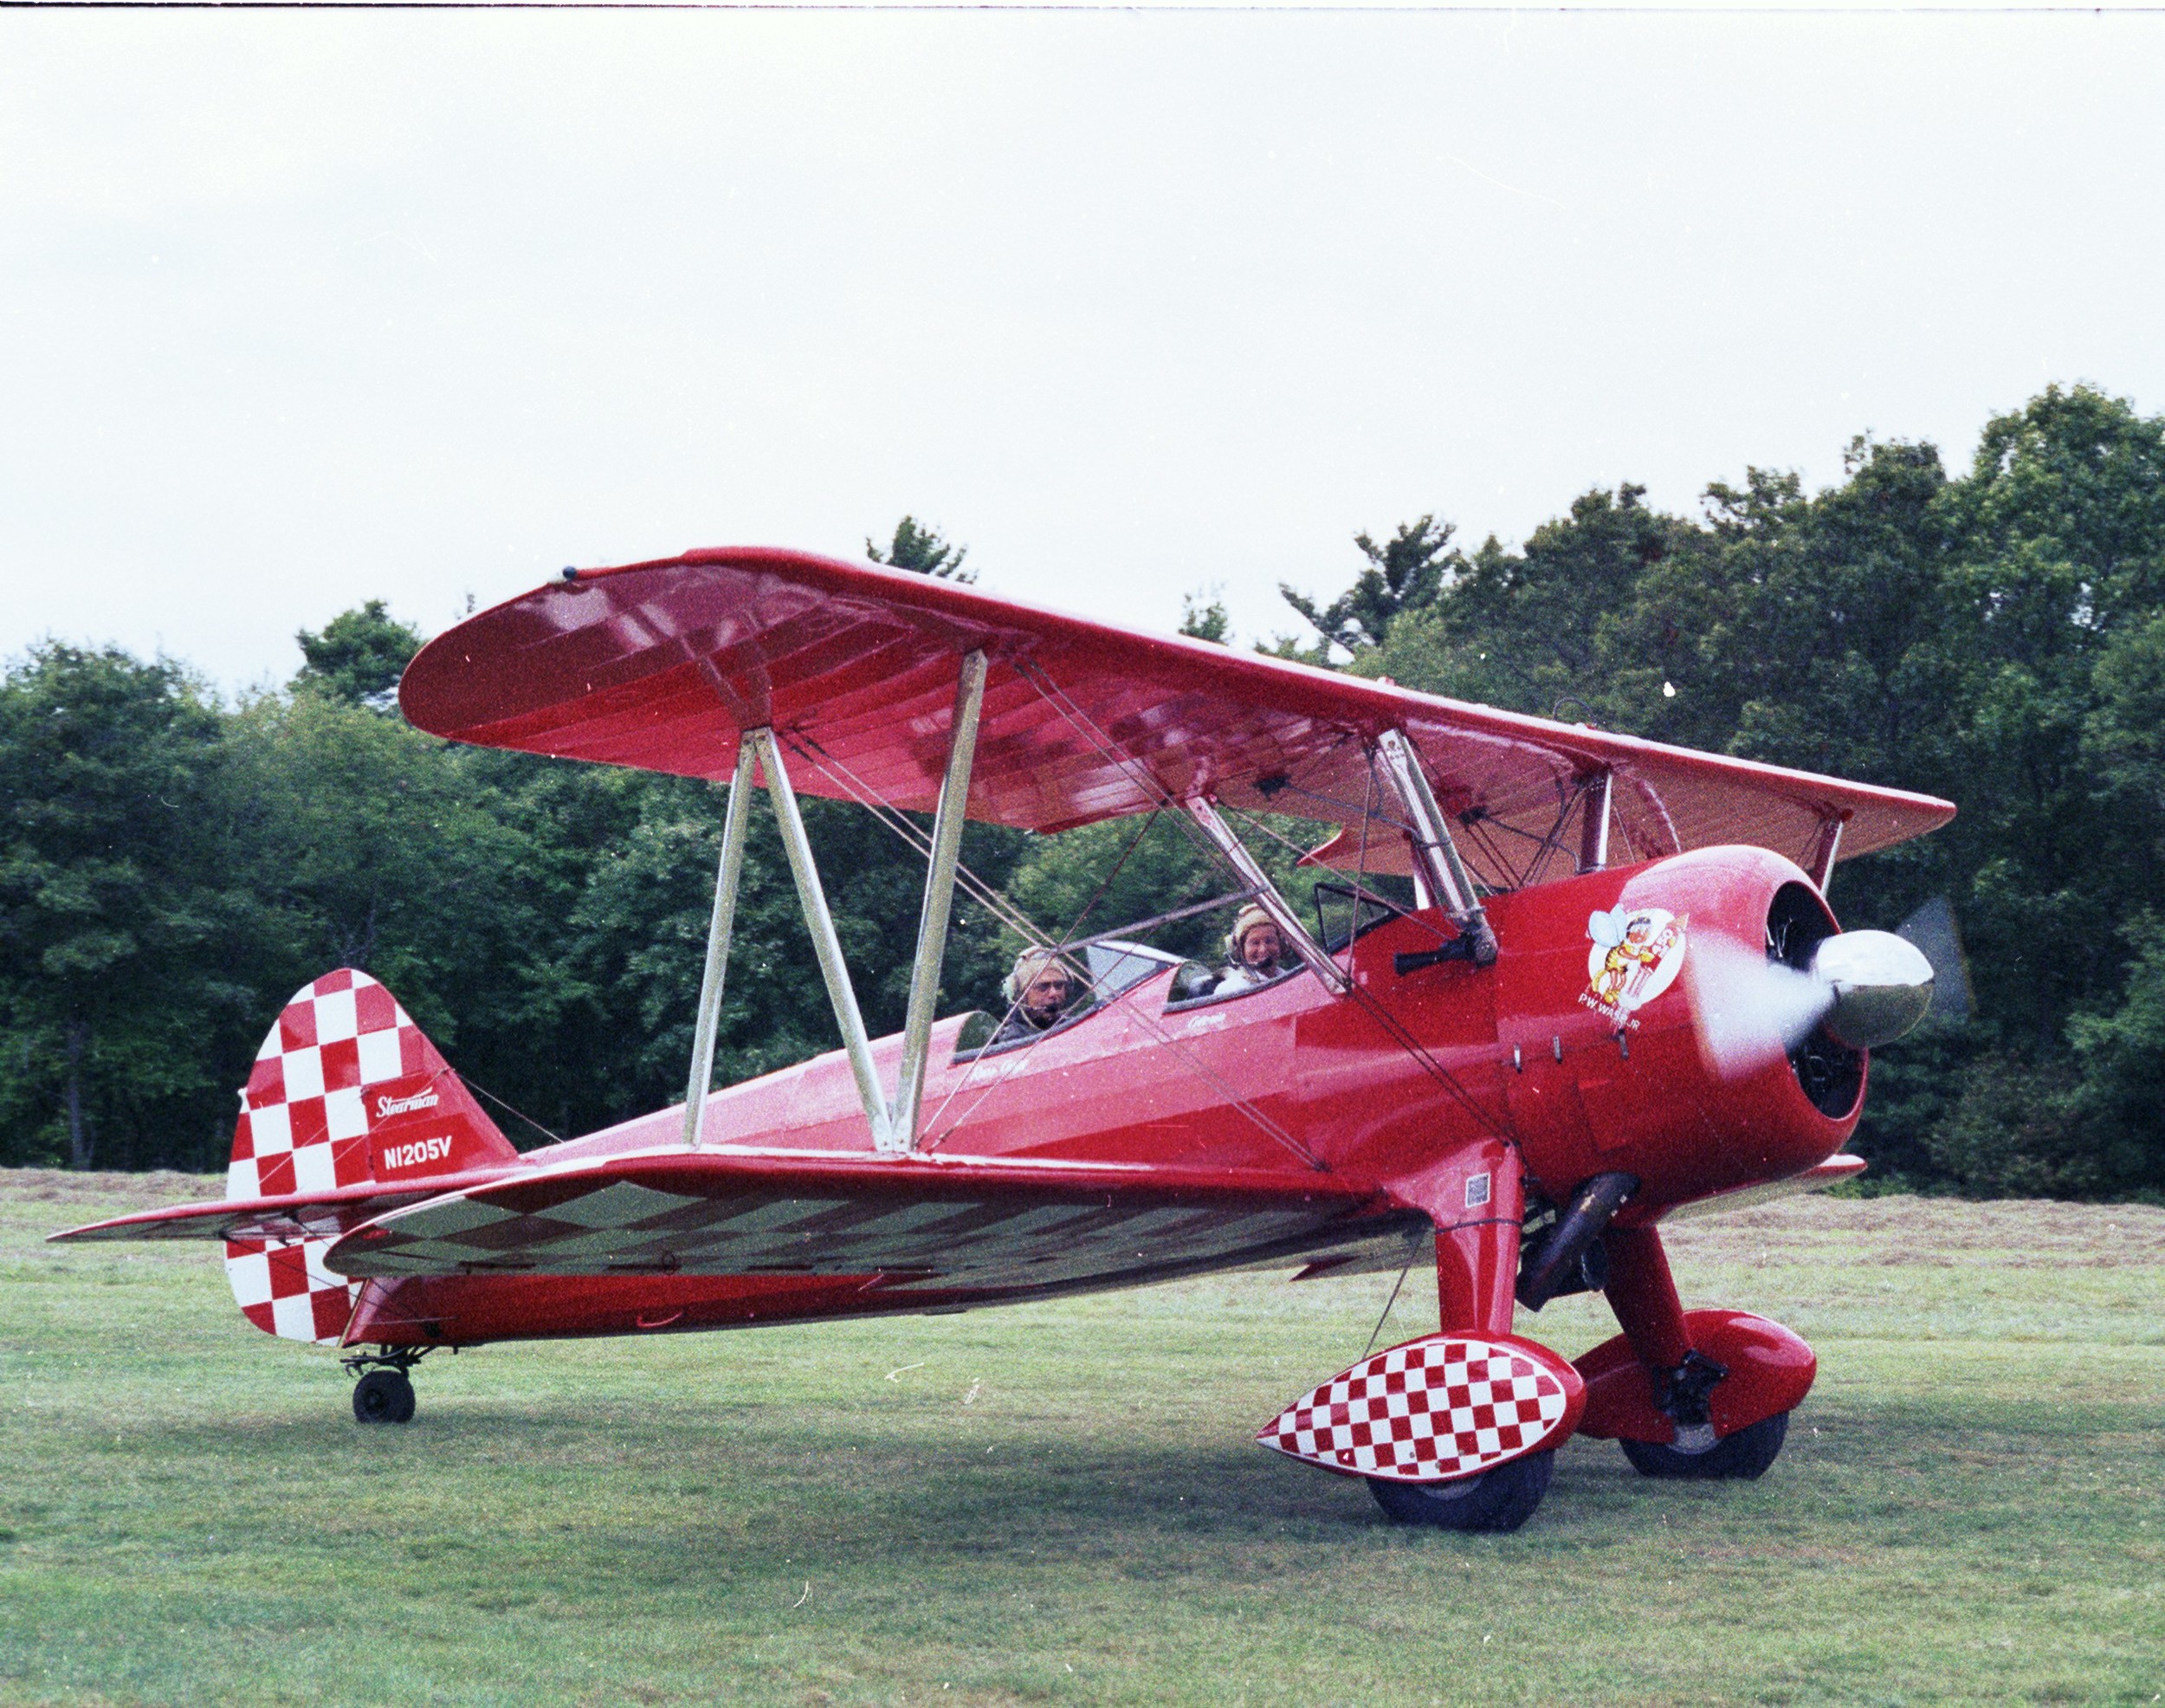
1258,1334 -> 1584,1483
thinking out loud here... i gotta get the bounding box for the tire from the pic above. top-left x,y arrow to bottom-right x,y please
1619,1410 -> 1787,1480
352,1368 -> 417,1425
1367,1450 -> 1554,1533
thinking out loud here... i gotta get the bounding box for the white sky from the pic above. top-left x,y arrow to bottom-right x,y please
3,5 -> 2162,690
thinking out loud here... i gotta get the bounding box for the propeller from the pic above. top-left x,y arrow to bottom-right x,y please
1688,935 -> 1832,1079
1689,922 -> 1938,1081
1895,894 -> 1974,1028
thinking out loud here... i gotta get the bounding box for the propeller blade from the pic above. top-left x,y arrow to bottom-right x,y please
1896,895 -> 1974,1027
1687,933 -> 1832,1080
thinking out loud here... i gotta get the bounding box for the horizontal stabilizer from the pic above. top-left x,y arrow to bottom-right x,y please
54,967 -> 524,1250
48,1169 -> 522,1245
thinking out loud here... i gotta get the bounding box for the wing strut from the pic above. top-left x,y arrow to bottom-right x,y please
1374,728 -> 1499,966
890,650 -> 989,1148
1580,770 -> 1612,872
756,725 -> 899,1151
1807,812 -> 1845,891
1183,797 -> 1351,995
682,734 -> 758,1148
748,651 -> 988,1156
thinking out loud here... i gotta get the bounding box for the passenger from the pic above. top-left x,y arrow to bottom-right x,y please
1216,904 -> 1289,994
988,949 -> 1088,1046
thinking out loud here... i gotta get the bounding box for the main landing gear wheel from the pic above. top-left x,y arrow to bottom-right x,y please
1620,1411 -> 1788,1480
1367,1450 -> 1555,1533
352,1368 -> 417,1425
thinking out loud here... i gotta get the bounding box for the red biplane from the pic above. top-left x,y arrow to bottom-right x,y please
55,548 -> 1952,1531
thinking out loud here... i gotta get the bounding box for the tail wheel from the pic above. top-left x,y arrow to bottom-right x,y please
1367,1450 -> 1554,1532
352,1368 -> 417,1425
1620,1410 -> 1788,1480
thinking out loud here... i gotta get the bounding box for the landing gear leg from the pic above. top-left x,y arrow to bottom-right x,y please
1599,1227 -> 1794,1480
343,1347 -> 429,1425
1363,1143 -> 1561,1534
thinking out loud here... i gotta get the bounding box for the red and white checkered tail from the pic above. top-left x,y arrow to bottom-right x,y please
1257,1332 -> 1586,1484
223,967 -> 520,1343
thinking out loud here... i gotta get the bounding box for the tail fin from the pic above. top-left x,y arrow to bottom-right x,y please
224,968 -> 520,1344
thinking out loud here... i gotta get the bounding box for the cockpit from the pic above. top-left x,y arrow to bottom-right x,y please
950,882 -> 1409,1061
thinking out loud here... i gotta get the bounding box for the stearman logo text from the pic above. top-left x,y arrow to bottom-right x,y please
374,1089 -> 441,1120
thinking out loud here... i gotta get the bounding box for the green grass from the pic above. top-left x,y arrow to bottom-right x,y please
3,1170 -> 2162,1707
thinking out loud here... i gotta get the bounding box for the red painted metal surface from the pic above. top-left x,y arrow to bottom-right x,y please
63,842 -> 1871,1356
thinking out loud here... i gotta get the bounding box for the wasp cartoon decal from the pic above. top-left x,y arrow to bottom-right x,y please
1583,906 -> 1687,1025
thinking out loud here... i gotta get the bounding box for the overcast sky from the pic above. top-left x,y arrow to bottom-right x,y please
4,5 -> 2161,691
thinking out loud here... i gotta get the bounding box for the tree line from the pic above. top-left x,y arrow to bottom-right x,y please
5,385 -> 2163,1198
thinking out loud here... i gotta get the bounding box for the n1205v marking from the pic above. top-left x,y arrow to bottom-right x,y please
378,1136 -> 456,1172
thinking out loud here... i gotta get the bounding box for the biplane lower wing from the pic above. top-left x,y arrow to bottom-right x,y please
324,1147 -> 1412,1297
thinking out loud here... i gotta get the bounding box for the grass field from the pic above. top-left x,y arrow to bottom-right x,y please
3,1168 -> 2162,1707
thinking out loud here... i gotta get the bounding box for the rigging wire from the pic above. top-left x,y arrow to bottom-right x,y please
461,1075 -> 565,1147
784,732 -> 1048,948
1095,993 -> 1327,1172
772,663 -> 1502,1166
897,808 -> 1328,1172
1011,659 -> 1253,880
1261,773 -> 1419,839
1218,800 -> 1451,948
915,807 -> 1173,1146
1231,766 -> 1513,1141
1006,662 -> 1511,1147
1363,1251 -> 1417,1360
800,666 -> 1328,1170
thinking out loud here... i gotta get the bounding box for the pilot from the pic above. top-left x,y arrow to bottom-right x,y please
989,949 -> 1088,1046
1216,904 -> 1289,994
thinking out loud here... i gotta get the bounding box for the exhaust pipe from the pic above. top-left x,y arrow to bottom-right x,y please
1517,1172 -> 1637,1310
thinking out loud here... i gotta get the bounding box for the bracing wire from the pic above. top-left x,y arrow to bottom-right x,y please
1363,1252 -> 1418,1360
771,666 -> 1483,1169
914,805 -> 1165,1145
908,810 -> 1328,1171
462,1075 -> 565,1147
908,809 -> 1314,1174
1226,767 -> 1513,1142
1011,659 -> 1255,882
1005,663 -> 1511,1149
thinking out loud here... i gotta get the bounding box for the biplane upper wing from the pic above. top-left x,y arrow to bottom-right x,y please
400,547 -> 1953,887
320,1147 -> 1414,1296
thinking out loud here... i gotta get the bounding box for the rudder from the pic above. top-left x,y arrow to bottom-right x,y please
224,967 -> 519,1344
